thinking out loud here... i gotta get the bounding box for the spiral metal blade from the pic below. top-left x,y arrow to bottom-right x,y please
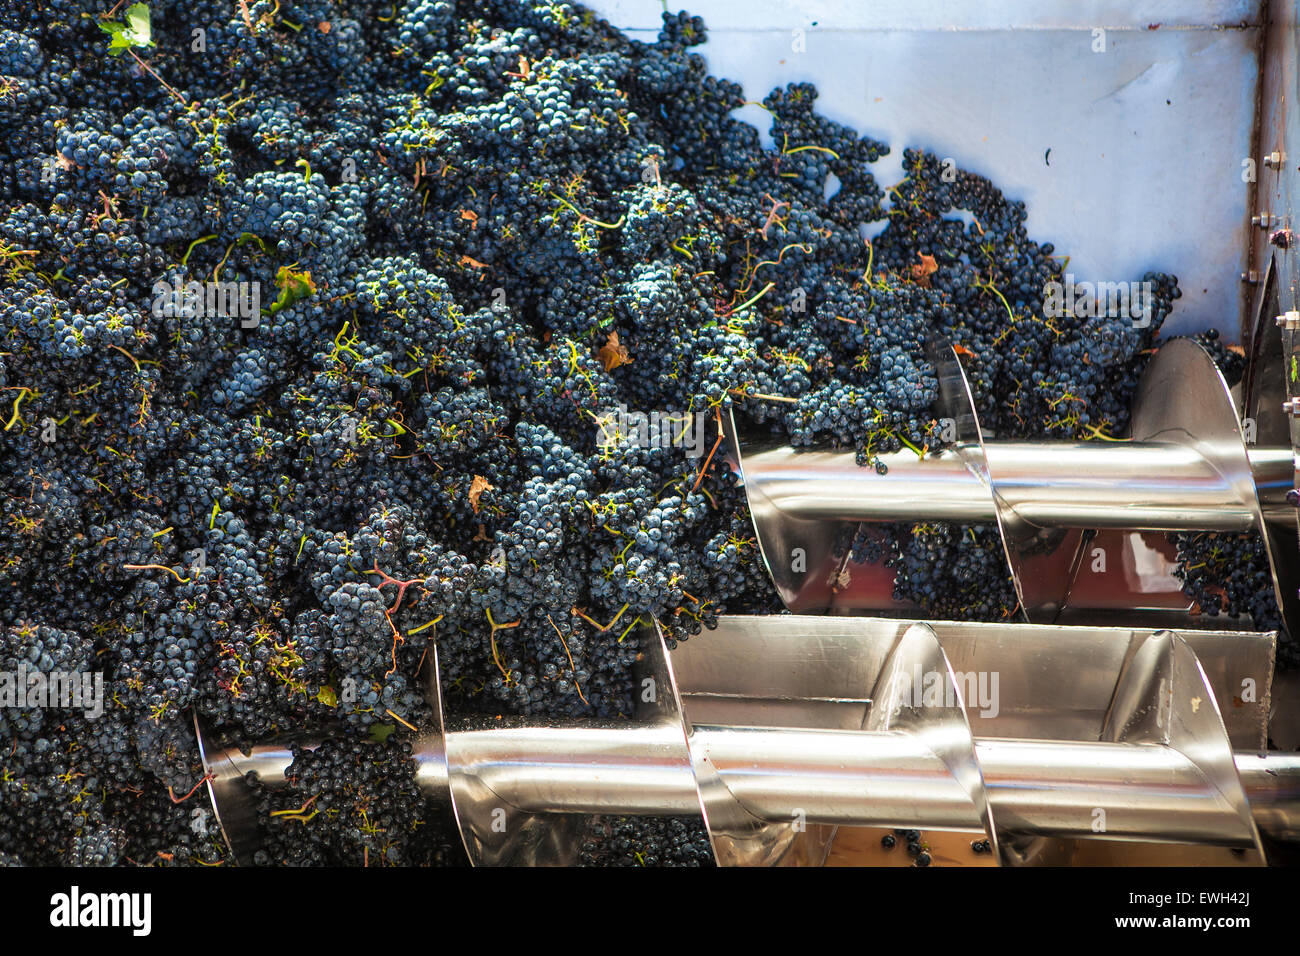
860,623 -> 999,862
442,631 -> 702,866
196,616 -> 1290,866
1100,630 -> 1267,862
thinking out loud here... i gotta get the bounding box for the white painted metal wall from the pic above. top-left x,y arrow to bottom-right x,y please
586,1 -> 1265,339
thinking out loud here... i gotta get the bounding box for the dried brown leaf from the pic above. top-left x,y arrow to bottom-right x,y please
911,253 -> 938,280
468,475 -> 493,513
597,331 -> 631,372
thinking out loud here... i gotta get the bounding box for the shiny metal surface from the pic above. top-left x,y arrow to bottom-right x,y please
1236,751 -> 1300,844
1129,338 -> 1291,639
198,615 -> 1299,864
1244,258 -> 1300,636
669,615 -> 1273,750
199,715 -> 1300,854
1100,630 -> 1266,862
696,727 -> 968,828
862,623 -> 998,857
671,615 -> 1285,862
993,443 -> 1256,532
412,647 -> 450,797
979,738 -> 1259,847
736,442 -> 1259,530
723,404 -> 849,614
930,337 -> 1061,623
694,730 -> 1296,847
193,715 -> 322,864
448,725 -> 701,816
731,337 -> 1297,628
442,628 -> 702,866
684,648 -> 836,863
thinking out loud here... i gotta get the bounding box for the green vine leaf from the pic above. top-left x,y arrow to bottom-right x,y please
368,723 -> 397,744
268,265 -> 316,314
99,2 -> 154,57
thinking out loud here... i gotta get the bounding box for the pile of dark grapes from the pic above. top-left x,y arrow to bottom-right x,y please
0,0 -> 1267,867
578,815 -> 713,867
1167,331 -> 1292,661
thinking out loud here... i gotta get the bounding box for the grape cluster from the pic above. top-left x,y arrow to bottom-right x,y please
1172,532 -> 1291,661
248,738 -> 461,867
578,815 -> 714,867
